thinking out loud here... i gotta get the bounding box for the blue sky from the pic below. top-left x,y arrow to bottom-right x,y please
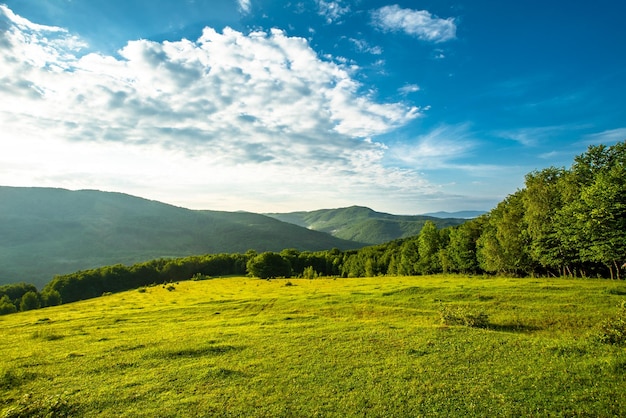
1,0 -> 624,214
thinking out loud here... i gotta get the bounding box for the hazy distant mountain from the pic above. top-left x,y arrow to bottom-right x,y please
421,210 -> 485,219
0,187 -> 362,287
265,206 -> 467,245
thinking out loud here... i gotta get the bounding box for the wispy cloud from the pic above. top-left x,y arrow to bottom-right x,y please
495,125 -> 581,147
315,0 -> 351,24
371,5 -> 456,43
348,38 -> 383,55
581,127 -> 626,145
389,124 -> 477,169
237,0 -> 252,14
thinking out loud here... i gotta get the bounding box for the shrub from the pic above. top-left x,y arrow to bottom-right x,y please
439,304 -> 489,328
597,301 -> 626,345
302,266 -> 319,279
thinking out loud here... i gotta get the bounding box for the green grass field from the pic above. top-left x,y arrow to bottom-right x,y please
2,275 -> 626,417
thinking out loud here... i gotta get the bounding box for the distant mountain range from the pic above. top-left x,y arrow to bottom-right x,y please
265,206 -> 467,244
421,210 -> 486,219
0,187 -> 358,287
0,187 -> 472,288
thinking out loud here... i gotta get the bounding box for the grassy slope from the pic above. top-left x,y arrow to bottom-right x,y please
266,206 -> 466,244
0,187 -> 361,287
2,275 -> 626,416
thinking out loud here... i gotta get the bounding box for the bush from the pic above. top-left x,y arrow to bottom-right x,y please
302,266 -> 319,279
439,304 -> 490,328
597,301 -> 626,345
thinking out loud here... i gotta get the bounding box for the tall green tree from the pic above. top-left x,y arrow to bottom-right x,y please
417,221 -> 442,274
477,191 -> 533,275
522,167 -> 568,276
555,142 -> 626,277
446,217 -> 484,274
577,162 -> 626,279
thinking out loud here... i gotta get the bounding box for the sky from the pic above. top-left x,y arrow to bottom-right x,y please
1,1 -> 624,214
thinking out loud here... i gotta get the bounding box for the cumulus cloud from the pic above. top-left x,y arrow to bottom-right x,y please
0,5 -> 432,212
371,5 -> 456,43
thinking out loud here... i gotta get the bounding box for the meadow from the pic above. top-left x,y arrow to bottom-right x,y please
1,275 -> 626,417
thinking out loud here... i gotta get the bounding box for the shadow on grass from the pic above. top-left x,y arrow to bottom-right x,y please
152,344 -> 245,360
203,367 -> 247,380
382,286 -> 443,297
486,323 -> 542,333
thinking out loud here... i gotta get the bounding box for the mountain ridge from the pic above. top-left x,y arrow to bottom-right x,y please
265,205 -> 467,244
0,186 -> 473,288
0,186 -> 362,287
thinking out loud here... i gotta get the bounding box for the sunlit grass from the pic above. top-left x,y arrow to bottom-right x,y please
2,275 -> 626,416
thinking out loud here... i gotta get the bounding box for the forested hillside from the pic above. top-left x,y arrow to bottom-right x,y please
332,141 -> 626,280
0,187 -> 361,287
265,206 -> 466,244
1,141 -> 623,314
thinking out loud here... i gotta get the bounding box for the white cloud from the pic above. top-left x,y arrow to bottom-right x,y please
237,0 -> 252,14
371,5 -> 456,43
389,124 -> 476,169
348,38 -> 383,55
399,84 -> 420,95
316,0 -> 351,24
0,5 -> 434,213
496,125 -> 575,147
582,127 -> 626,145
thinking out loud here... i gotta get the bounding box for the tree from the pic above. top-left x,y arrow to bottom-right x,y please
42,290 -> 62,307
397,240 -> 419,276
417,221 -> 442,274
246,252 -> 291,279
19,291 -> 41,311
522,167 -> 568,276
0,295 -> 17,315
477,191 -> 533,275
446,217 -> 484,274
577,163 -> 626,279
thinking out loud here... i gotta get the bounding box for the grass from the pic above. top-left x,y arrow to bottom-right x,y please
1,275 -> 626,416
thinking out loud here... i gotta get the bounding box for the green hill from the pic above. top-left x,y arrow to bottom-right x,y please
0,187 -> 362,287
266,205 -> 467,244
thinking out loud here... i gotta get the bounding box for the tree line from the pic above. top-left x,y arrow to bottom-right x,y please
1,141 -> 623,315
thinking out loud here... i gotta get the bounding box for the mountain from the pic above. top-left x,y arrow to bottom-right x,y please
0,187 -> 362,287
265,206 -> 467,245
421,210 -> 486,219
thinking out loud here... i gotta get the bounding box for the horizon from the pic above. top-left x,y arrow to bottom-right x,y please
1,1 -> 624,214
0,184 -> 485,217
